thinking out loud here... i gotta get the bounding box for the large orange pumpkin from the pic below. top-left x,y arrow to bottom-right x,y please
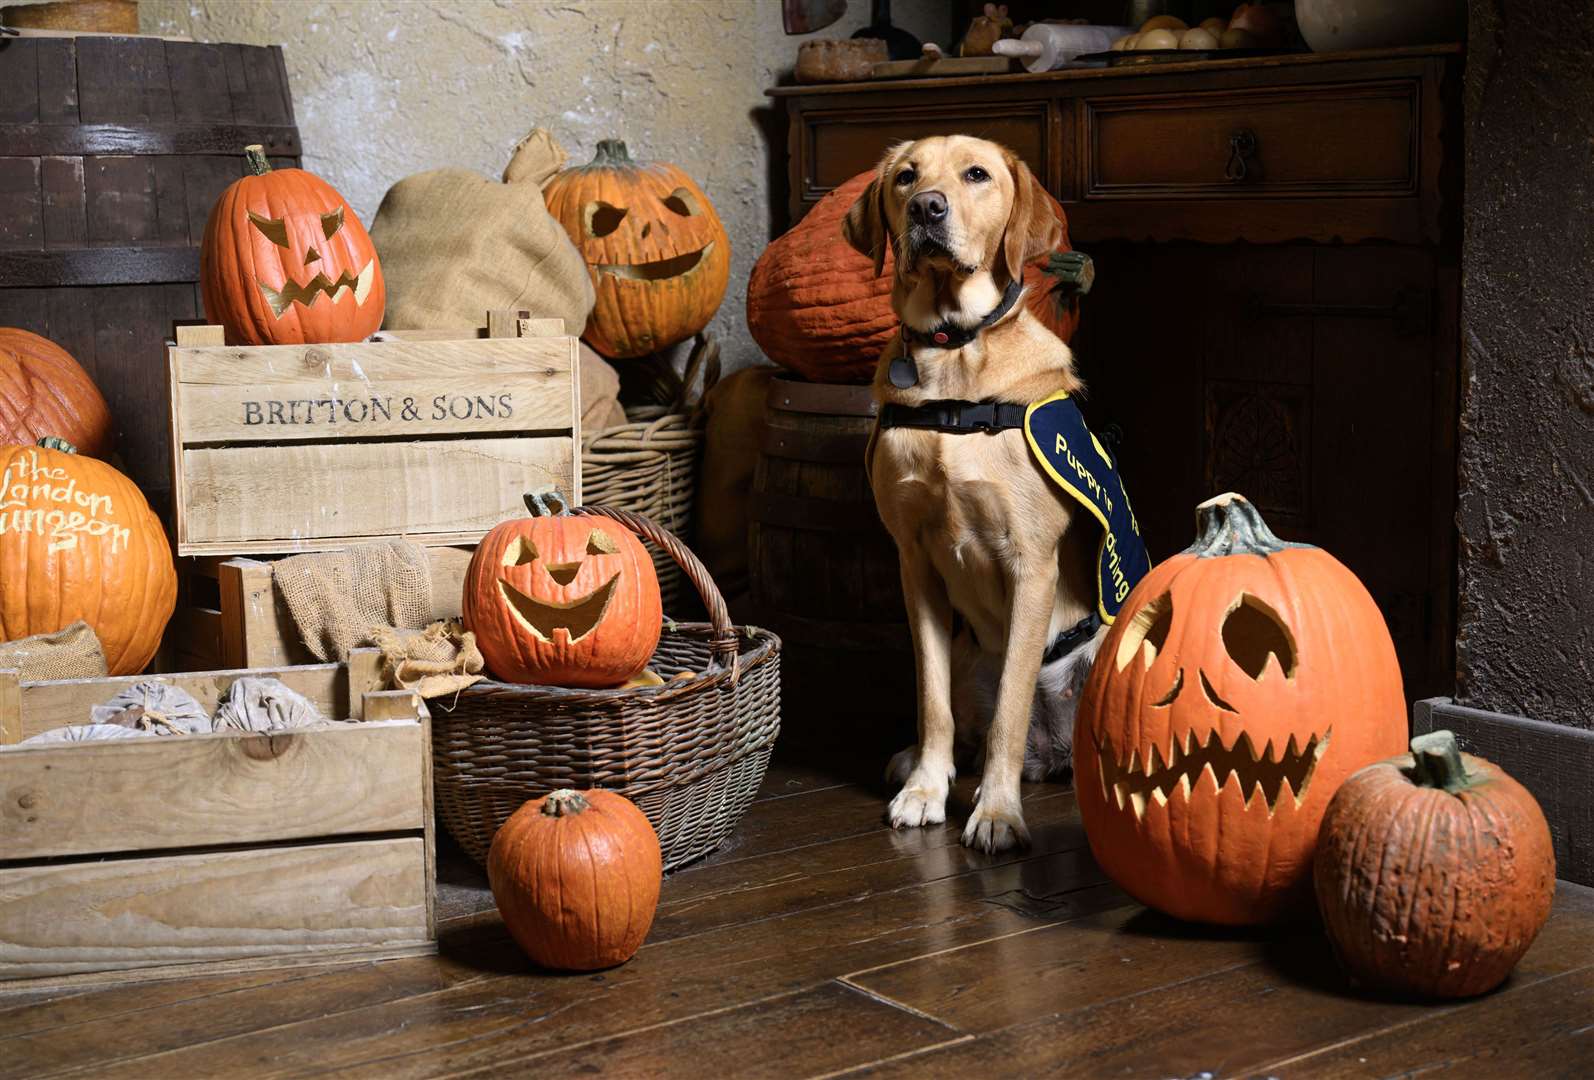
463,493 -> 662,688
1315,730 -> 1555,998
1074,492 -> 1407,925
542,140 -> 730,359
0,439 -> 175,675
201,145 -> 384,346
488,788 -> 663,971
746,170 -> 1082,384
0,329 -> 113,458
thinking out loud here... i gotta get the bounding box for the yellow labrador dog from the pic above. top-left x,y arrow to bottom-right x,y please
844,136 -> 1103,853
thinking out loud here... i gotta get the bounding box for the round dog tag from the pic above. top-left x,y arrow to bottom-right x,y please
889,355 -> 918,389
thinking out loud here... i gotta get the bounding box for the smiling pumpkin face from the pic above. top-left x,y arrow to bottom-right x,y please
464,495 -> 662,688
542,140 -> 730,359
201,145 -> 385,346
1074,493 -> 1407,926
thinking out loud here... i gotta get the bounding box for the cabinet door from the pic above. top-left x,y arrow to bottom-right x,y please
1075,245 -> 1452,700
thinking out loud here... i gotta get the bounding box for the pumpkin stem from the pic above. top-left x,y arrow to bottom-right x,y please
1185,492 -> 1305,559
541,789 -> 591,817
36,436 -> 76,455
1408,730 -> 1471,794
243,145 -> 272,176
590,139 -> 634,168
524,490 -> 571,518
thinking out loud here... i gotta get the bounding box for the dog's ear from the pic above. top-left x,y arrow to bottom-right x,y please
842,174 -> 890,278
1001,152 -> 1062,286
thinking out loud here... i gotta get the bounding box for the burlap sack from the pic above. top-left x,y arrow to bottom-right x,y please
371,620 -> 485,700
370,127 -> 595,336
0,621 -> 108,681
272,540 -> 432,662
91,681 -> 210,734
694,365 -> 777,601
582,343 -> 629,432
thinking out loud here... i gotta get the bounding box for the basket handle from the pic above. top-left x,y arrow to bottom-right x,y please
573,503 -> 740,679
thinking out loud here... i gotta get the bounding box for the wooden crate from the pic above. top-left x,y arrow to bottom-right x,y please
0,651 -> 436,989
167,322 -> 580,556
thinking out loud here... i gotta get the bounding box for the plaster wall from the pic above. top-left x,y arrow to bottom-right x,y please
1456,0 -> 1594,728
138,0 -> 953,368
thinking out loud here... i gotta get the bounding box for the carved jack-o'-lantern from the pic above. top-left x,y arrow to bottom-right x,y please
1074,492 -> 1408,926
463,493 -> 663,688
542,140 -> 730,359
201,145 -> 385,346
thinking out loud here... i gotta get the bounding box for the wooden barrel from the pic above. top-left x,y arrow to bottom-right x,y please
0,34 -> 301,514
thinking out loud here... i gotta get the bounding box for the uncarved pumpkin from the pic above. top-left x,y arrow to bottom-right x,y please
488,788 -> 663,971
0,439 -> 175,675
0,329 -> 113,458
463,493 -> 662,688
1074,492 -> 1408,925
201,145 -> 385,346
746,171 -> 1081,384
1315,730 -> 1555,998
542,140 -> 730,359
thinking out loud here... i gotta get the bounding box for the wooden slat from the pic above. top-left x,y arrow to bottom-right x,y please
38,156 -> 87,249
1,720 -> 425,861
32,38 -> 78,125
0,247 -> 199,288
169,336 -> 576,386
0,124 -> 301,158
176,437 -> 575,554
75,37 -> 174,125
0,158 -> 42,251
0,837 -> 432,982
0,38 -> 39,124
11,662 -> 344,739
0,671 -> 19,747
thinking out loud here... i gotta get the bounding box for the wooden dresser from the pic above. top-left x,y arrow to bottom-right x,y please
769,45 -> 1463,701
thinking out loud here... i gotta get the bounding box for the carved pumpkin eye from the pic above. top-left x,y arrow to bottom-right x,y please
585,201 -> 627,237
1220,593 -> 1297,680
502,536 -> 538,567
662,188 -> 699,217
321,206 -> 344,239
586,530 -> 619,556
1115,592 -> 1173,671
247,211 -> 289,248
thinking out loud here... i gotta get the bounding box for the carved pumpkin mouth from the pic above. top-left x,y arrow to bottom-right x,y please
1096,727 -> 1330,819
498,574 -> 619,644
258,259 -> 376,317
595,242 -> 712,281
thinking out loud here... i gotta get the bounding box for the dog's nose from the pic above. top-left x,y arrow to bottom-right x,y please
908,190 -> 949,226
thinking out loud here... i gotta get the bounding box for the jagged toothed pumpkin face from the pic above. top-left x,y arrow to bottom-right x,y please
201,146 -> 385,346
1073,493 -> 1408,926
542,140 -> 730,359
463,496 -> 662,689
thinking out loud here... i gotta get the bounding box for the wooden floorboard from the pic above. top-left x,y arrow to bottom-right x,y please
4,757 -> 1592,1079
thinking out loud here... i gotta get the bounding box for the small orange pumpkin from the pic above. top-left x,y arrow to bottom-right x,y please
1315,730 -> 1555,998
745,170 -> 1082,384
201,145 -> 384,346
0,438 -> 175,675
488,788 -> 663,971
1074,492 -> 1408,925
463,493 -> 662,687
0,328 -> 114,458
542,140 -> 730,359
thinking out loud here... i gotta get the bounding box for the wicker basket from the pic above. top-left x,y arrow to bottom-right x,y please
580,336 -> 718,615
431,505 -> 781,872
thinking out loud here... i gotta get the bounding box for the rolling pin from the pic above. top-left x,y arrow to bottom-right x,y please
992,24 -> 1132,71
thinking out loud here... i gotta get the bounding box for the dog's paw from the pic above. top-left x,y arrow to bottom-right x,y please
888,767 -> 951,829
962,790 -> 1030,853
885,745 -> 955,788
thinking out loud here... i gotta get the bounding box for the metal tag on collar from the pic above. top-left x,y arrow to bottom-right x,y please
888,354 -> 918,389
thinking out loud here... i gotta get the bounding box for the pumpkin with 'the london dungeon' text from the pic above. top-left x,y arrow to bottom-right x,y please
1074,492 -> 1407,925
0,438 -> 175,675
542,140 -> 730,359
201,145 -> 385,346
463,493 -> 662,688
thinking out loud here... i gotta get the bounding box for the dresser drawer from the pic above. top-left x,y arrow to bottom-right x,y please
1084,80 -> 1417,199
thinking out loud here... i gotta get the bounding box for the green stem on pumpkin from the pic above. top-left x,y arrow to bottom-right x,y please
1185,491 -> 1305,559
244,144 -> 272,176
36,436 -> 76,455
524,490 -> 571,518
1408,730 -> 1471,794
590,140 -> 633,168
541,789 -> 590,817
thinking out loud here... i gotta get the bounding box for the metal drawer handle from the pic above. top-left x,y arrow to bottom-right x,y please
1226,129 -> 1258,183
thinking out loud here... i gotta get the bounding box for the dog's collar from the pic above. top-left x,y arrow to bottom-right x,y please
1043,612 -> 1101,665
899,277 -> 1024,351
877,398 -> 1027,435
